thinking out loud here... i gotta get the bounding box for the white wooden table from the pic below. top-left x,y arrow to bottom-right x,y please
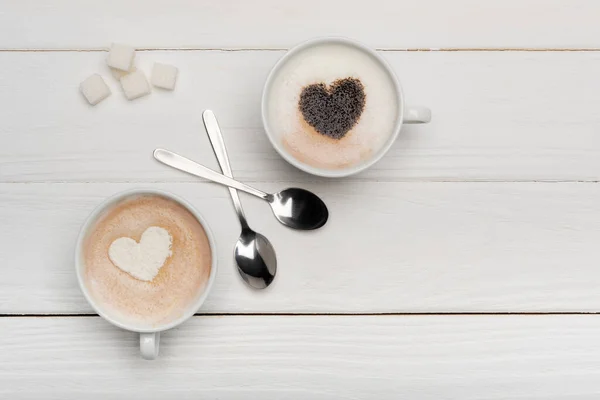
2,1 -> 600,398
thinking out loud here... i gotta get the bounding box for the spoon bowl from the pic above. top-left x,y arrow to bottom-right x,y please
269,188 -> 329,230
234,229 -> 277,289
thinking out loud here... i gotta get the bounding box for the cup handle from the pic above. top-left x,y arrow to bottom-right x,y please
140,332 -> 160,360
403,106 -> 432,124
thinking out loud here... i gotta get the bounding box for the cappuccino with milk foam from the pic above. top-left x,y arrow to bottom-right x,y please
265,42 -> 399,170
82,194 -> 212,327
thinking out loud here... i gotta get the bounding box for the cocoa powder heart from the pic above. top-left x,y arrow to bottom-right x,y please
298,77 -> 366,140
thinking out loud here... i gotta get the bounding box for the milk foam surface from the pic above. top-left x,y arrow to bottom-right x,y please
266,43 -> 399,170
83,195 -> 211,327
108,226 -> 173,282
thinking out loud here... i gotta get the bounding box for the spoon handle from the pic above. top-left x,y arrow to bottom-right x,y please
154,149 -> 270,200
202,110 -> 249,229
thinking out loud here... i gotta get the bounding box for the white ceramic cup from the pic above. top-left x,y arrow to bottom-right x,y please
75,189 -> 218,360
261,36 -> 432,178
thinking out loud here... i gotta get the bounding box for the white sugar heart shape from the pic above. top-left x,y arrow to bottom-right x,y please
108,226 -> 172,282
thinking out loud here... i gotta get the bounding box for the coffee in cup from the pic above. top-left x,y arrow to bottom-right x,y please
262,37 -> 431,177
75,189 -> 217,359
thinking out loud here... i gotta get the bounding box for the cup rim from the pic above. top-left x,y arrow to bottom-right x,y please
74,188 -> 218,333
261,36 -> 405,178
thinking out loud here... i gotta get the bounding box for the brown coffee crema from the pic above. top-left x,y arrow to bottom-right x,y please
83,195 -> 212,327
282,114 -> 373,169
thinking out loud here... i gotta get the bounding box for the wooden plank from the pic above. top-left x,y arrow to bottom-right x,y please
1,315 -> 599,398
2,50 -> 600,183
2,182 -> 600,314
2,0 -> 600,49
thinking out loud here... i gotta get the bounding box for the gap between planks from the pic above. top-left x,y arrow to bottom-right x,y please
4,180 -> 600,185
1,47 -> 600,53
2,312 -> 600,318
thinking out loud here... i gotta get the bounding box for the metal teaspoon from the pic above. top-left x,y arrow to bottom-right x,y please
153,149 -> 329,230
202,110 -> 277,289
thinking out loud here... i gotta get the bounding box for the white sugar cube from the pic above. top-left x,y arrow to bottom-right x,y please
107,43 -> 135,71
151,63 -> 178,90
120,70 -> 151,100
110,65 -> 137,80
80,74 -> 111,105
